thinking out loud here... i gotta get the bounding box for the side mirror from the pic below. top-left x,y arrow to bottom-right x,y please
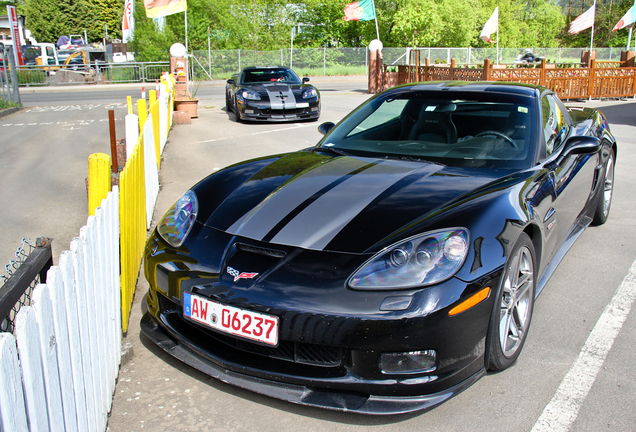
302,77 -> 310,83
227,78 -> 236,85
318,122 -> 336,136
559,136 -> 601,161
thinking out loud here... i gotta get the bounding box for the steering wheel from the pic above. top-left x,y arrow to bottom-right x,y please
475,130 -> 518,150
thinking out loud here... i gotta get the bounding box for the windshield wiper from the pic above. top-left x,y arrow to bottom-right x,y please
313,146 -> 349,157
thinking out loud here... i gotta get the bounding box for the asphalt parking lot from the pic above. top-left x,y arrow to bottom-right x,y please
104,83 -> 636,432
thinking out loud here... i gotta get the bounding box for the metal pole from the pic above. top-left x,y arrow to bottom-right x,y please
185,10 -> 188,53
324,47 -> 326,76
208,26 -> 211,77
108,110 -> 118,173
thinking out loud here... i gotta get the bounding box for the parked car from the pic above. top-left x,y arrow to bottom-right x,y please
141,81 -> 616,414
225,66 -> 321,122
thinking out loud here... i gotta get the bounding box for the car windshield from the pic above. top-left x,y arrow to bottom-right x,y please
318,89 -> 538,170
241,68 -> 301,85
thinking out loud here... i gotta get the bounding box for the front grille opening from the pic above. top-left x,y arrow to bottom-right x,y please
158,294 -> 343,368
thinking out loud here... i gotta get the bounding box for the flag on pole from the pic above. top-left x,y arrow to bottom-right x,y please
569,3 -> 596,34
344,0 -> 376,21
143,0 -> 187,19
122,0 -> 134,43
612,4 -> 636,31
480,7 -> 498,43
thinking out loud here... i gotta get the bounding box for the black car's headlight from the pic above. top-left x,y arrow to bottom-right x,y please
302,88 -> 317,99
349,228 -> 469,290
240,89 -> 261,100
157,190 -> 199,248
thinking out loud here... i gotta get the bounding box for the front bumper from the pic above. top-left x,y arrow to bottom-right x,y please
141,309 -> 486,414
142,226 -> 501,414
239,100 -> 320,122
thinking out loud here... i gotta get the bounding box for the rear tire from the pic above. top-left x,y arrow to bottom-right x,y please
487,233 -> 536,372
592,149 -> 615,226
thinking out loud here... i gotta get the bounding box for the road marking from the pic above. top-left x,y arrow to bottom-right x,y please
198,137 -> 233,144
198,123 -> 314,143
531,258 -> 636,432
251,123 -> 314,135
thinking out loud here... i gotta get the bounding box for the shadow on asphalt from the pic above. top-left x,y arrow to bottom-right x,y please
138,330 -> 426,425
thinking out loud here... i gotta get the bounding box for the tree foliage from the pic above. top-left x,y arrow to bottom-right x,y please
17,0 -> 636,59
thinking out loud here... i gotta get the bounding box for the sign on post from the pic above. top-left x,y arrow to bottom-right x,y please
6,5 -> 24,66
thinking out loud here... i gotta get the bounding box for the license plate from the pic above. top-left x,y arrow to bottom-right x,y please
183,292 -> 279,346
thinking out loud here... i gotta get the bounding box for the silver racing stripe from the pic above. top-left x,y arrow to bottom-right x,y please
264,84 -> 296,110
227,157 -> 371,239
226,157 -> 442,250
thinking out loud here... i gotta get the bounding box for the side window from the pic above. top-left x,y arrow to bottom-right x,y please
541,94 -> 570,156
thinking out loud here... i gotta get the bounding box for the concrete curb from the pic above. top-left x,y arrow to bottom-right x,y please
0,106 -> 25,119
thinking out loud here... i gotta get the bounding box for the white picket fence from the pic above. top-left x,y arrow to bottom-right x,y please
0,188 -> 120,431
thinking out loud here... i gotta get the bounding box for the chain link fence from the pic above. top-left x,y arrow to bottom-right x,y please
189,47 -> 628,80
1,44 -> 21,106
0,238 -> 39,333
8,46 -> 628,87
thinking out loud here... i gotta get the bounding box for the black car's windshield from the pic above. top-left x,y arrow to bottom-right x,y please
241,68 -> 301,85
319,89 -> 538,169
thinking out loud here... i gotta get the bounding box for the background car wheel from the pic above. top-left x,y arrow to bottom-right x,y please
592,149 -> 615,225
225,92 -> 232,112
487,233 -> 536,372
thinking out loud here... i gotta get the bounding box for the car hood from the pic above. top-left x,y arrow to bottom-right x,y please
202,152 -> 506,254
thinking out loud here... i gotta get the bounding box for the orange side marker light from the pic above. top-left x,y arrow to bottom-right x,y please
449,287 -> 491,317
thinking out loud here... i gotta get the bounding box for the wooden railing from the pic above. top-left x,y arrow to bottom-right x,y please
383,58 -> 636,99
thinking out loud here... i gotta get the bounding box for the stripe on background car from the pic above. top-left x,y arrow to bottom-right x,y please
264,84 -> 297,109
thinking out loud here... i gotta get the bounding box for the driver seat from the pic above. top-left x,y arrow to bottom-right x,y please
409,104 -> 457,143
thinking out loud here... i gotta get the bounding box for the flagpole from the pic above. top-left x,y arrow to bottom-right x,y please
496,16 -> 499,65
590,0 -> 596,54
371,0 -> 380,40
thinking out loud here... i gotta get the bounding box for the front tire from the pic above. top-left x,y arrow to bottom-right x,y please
592,149 -> 615,226
234,97 -> 242,122
487,233 -> 536,372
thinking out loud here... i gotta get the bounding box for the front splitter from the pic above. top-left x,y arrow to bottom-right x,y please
140,311 -> 486,415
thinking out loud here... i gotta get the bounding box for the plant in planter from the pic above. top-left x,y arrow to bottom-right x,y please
174,80 -> 201,118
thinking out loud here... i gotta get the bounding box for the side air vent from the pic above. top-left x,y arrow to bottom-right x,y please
236,243 -> 287,259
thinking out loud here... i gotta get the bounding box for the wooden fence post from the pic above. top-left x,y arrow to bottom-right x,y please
450,59 -> 456,80
425,57 -> 430,81
589,59 -> 596,99
540,58 -> 547,87
484,59 -> 491,81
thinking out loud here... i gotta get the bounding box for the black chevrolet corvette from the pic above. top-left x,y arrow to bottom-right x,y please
142,81 -> 616,414
225,66 -> 321,122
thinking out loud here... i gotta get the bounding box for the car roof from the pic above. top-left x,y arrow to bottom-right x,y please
242,66 -> 291,71
393,81 -> 544,98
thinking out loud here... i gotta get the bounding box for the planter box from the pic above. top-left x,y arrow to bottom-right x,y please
174,99 -> 199,119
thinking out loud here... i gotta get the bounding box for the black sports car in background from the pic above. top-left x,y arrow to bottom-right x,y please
225,66 -> 321,122
142,81 -> 616,414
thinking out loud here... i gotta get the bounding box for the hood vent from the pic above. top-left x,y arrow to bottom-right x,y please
236,243 -> 287,259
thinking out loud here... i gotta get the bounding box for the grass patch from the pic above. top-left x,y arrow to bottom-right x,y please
0,98 -> 20,109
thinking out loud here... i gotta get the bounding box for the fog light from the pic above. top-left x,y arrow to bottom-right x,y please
380,350 -> 437,375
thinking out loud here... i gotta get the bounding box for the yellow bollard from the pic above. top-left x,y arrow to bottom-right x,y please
137,98 -> 148,131
87,153 -> 111,216
127,95 -> 133,115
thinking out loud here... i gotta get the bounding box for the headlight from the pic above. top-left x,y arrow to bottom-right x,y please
157,190 -> 198,248
240,89 -> 261,100
302,87 -> 317,99
349,228 -> 469,290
